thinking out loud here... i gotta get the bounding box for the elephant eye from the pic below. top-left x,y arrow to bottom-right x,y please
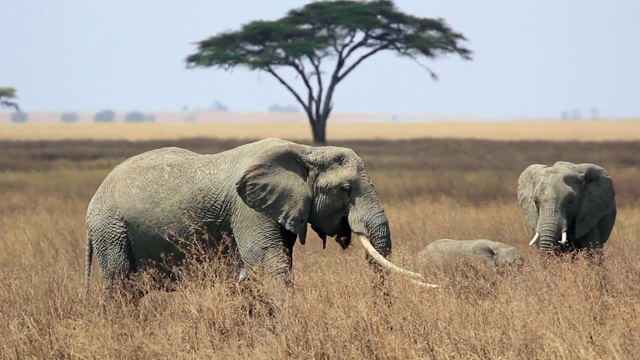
341,183 -> 351,194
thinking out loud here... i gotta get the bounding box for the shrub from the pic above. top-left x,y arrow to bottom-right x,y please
94,109 -> 116,122
124,111 -> 147,122
10,111 -> 28,123
209,101 -> 228,112
60,112 -> 79,123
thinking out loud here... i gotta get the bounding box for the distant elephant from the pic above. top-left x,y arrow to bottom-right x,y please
85,138 -> 433,299
517,161 -> 616,257
418,239 -> 524,269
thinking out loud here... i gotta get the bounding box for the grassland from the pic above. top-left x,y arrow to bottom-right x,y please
1,123 -> 639,359
0,117 -> 640,142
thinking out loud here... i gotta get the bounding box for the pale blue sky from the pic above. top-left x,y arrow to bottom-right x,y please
1,0 -> 638,119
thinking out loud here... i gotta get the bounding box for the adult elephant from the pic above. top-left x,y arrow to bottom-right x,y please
516,161 -> 616,258
85,138 -> 433,298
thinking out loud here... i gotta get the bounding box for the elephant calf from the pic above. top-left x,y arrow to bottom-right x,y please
418,239 -> 524,270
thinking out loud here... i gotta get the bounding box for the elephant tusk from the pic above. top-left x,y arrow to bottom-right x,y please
559,231 -> 568,245
357,235 -> 438,288
238,267 -> 249,281
410,279 -> 440,288
529,232 -> 540,246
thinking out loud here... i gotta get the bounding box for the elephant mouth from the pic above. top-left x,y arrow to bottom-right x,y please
310,218 -> 352,250
333,217 -> 352,250
334,232 -> 352,250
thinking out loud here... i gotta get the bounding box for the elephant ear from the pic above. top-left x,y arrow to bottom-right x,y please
236,143 -> 313,244
575,164 -> 616,239
476,246 -> 497,261
516,164 -> 547,235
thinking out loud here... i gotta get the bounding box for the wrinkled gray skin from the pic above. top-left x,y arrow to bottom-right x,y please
85,138 -> 428,298
517,161 -> 616,259
418,239 -> 524,269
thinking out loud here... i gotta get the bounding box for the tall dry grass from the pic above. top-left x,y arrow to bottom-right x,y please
1,137 -> 639,359
1,118 -> 640,142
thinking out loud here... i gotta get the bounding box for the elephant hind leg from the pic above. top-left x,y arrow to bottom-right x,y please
87,214 -> 138,301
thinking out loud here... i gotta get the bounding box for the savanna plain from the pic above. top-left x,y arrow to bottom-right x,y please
1,121 -> 640,359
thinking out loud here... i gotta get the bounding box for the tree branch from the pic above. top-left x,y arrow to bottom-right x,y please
340,32 -> 371,64
288,58 -> 316,110
0,100 -> 19,112
316,31 -> 369,126
390,44 -> 439,80
265,66 -> 314,121
340,30 -> 358,53
337,43 -> 392,82
317,30 -> 361,125
326,29 -> 359,82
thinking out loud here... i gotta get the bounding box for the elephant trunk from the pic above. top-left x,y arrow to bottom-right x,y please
363,211 -> 392,258
536,201 -> 568,253
538,223 -> 560,253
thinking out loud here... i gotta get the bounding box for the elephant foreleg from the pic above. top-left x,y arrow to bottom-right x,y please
234,223 -> 296,285
575,225 -> 612,294
234,228 -> 297,317
254,231 -> 296,287
597,210 -> 616,245
576,226 -> 604,266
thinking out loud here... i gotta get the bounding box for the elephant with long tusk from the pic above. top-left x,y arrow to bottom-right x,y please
85,138 -> 437,300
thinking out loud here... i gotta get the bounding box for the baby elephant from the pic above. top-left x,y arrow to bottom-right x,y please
418,239 -> 524,270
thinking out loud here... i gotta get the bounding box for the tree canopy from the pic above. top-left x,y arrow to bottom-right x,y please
0,87 -> 20,111
186,0 -> 472,143
94,109 -> 116,122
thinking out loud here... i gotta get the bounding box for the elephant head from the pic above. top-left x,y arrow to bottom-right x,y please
489,244 -> 524,267
236,141 -> 432,286
516,161 -> 616,253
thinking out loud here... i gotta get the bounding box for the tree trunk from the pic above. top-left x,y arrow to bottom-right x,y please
310,117 -> 327,144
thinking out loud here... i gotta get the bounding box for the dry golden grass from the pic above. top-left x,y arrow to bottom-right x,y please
1,137 -> 639,359
1,116 -> 640,142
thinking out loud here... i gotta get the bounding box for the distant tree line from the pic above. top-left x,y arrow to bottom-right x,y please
6,102 -> 303,124
6,109 -> 157,123
94,109 -> 155,123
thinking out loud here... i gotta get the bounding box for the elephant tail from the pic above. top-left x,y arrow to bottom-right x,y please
85,235 -> 93,288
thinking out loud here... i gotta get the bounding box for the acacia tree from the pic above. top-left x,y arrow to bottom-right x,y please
186,0 -> 472,143
0,87 -> 20,111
